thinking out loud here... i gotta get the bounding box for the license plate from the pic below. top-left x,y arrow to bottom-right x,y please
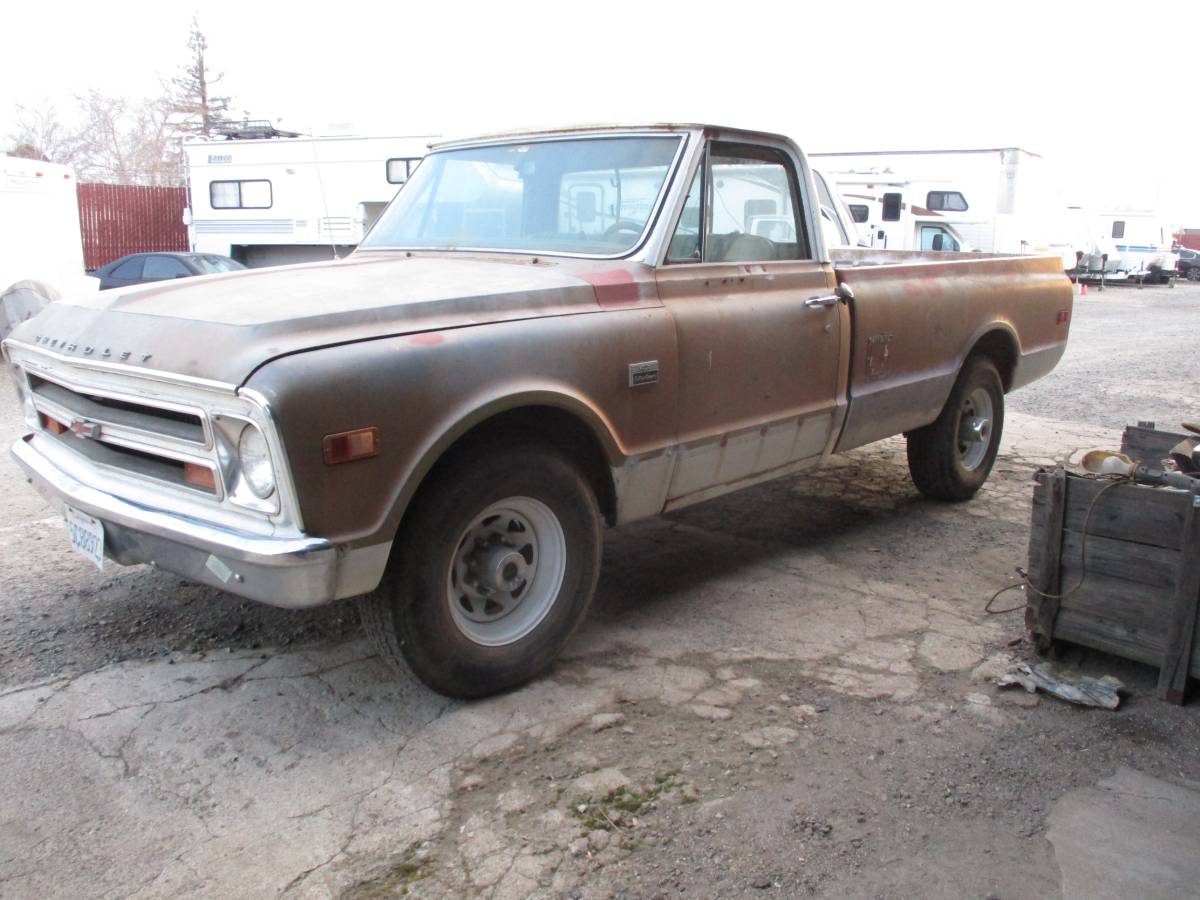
65,505 -> 104,570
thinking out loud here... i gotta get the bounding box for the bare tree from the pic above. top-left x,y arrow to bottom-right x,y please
168,18 -> 232,138
5,102 -> 79,164
71,91 -> 182,186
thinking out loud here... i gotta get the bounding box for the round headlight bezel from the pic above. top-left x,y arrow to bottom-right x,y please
237,423 -> 276,499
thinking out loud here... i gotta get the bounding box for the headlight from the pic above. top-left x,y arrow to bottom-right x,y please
237,424 -> 275,498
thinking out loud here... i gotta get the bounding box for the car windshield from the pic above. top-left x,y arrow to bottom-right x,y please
360,135 -> 683,256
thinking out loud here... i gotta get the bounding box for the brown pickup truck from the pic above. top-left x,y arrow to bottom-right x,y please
4,124 -> 1072,697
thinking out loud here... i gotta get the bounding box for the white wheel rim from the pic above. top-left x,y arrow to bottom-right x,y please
957,387 -> 994,471
446,496 -> 567,647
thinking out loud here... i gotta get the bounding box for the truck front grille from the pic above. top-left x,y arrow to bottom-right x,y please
27,372 -> 216,495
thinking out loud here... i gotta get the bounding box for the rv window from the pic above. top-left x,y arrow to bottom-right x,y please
1112,220 -> 1125,239
386,157 -> 422,184
926,190 -> 968,212
210,179 -> 273,209
882,193 -> 902,222
848,204 -> 869,224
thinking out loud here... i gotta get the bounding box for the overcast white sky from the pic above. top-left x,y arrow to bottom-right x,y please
3,0 -> 1197,223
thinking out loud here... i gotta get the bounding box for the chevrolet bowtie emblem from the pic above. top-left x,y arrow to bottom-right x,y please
69,418 -> 101,439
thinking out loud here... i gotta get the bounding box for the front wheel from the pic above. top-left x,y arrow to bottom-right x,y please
359,443 -> 602,698
906,357 -> 1005,501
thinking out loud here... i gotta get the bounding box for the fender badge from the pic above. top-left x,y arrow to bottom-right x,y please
628,360 -> 659,388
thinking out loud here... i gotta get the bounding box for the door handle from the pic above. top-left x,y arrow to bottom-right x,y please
805,294 -> 840,308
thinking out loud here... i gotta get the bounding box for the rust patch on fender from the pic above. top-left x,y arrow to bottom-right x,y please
581,269 -> 640,308
409,332 -> 445,346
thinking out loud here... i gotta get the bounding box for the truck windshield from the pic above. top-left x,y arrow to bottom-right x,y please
360,136 -> 682,256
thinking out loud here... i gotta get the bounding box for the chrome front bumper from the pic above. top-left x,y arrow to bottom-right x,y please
12,433 -> 390,608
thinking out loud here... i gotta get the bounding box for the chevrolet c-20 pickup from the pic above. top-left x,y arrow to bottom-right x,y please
3,124 -> 1072,697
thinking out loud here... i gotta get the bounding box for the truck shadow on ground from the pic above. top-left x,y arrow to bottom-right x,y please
7,447 -> 949,684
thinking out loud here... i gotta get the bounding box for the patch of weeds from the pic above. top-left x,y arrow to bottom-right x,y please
342,842 -> 434,898
570,771 -> 694,832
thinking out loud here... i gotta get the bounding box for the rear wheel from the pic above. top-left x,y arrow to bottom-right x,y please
359,443 -> 602,698
906,357 -> 1004,501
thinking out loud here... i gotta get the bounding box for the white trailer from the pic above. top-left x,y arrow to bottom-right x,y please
183,133 -> 437,268
827,172 -> 972,252
811,147 -> 1085,269
0,156 -> 97,341
1078,210 -> 1178,283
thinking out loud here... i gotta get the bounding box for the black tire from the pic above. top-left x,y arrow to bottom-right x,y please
359,442 -> 602,698
906,357 -> 1005,501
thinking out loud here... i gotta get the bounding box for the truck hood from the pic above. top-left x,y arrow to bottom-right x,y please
8,253 -> 647,386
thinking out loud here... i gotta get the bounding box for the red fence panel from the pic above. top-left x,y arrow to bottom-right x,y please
77,184 -> 189,271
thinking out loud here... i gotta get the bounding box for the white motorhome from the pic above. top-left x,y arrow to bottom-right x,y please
829,172 -> 972,252
0,156 -> 97,340
1079,210 -> 1178,283
183,133 -> 437,268
811,147 -> 1084,269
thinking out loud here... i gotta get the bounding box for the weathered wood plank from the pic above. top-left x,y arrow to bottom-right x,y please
1056,562 -> 1172,642
1059,531 -> 1179,592
1158,488 -> 1200,703
1054,609 -> 1165,669
1024,470 -> 1051,633
1033,468 -> 1068,649
1121,425 -> 1191,465
1061,476 -> 1188,552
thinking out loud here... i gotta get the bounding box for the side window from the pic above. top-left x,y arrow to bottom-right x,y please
847,204 -> 869,224
920,226 -> 959,251
386,157 -> 422,184
926,190 -> 968,212
143,256 -> 191,279
1112,221 -> 1125,239
666,166 -> 702,262
110,258 -> 144,279
882,193 -> 902,222
706,142 -> 808,262
210,179 -> 272,209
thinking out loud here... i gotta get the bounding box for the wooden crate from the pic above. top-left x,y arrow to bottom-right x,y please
1120,422 -> 1191,465
1025,468 -> 1200,703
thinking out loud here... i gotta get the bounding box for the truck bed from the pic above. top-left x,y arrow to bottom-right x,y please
829,250 -> 1072,453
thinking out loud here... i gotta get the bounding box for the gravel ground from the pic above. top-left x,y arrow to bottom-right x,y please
2,281 -> 1199,899
1009,279 -> 1200,430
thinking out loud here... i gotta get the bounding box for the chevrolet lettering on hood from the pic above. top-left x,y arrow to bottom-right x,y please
33,334 -> 153,363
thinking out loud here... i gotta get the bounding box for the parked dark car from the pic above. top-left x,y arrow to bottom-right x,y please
89,252 -> 245,290
1177,248 -> 1200,280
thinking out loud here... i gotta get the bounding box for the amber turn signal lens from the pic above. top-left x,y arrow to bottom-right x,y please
323,427 -> 380,465
183,463 -> 217,492
44,416 -> 67,435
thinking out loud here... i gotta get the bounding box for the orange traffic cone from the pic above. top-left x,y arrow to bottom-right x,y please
1080,281 -> 1088,296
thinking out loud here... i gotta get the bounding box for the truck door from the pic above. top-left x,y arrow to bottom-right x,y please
654,140 -> 846,503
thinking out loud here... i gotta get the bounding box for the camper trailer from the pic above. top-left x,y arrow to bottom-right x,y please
183,133 -> 436,268
830,172 -> 971,252
0,156 -> 96,340
1079,210 -> 1178,283
811,147 -> 1084,269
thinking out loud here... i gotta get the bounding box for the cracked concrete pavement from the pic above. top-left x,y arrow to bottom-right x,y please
2,283 -> 1200,898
